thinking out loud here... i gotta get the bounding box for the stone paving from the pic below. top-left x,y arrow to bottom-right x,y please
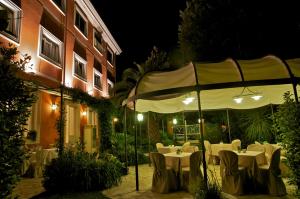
13,164 -> 297,199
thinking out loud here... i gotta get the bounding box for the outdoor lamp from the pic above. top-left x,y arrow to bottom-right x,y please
137,113 -> 143,122
113,117 -> 118,122
82,111 -> 87,116
51,104 -> 57,111
233,97 -> 243,104
173,118 -> 178,125
233,87 -> 262,104
251,95 -> 263,101
182,96 -> 194,105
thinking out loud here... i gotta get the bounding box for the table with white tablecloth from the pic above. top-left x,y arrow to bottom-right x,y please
164,152 -> 191,173
157,146 -> 182,154
211,143 -> 233,156
234,150 -> 265,178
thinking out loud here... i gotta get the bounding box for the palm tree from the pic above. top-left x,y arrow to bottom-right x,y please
113,47 -> 177,143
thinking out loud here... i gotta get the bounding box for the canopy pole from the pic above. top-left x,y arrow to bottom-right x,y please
196,89 -> 208,189
133,102 -> 139,191
147,112 -> 151,166
226,109 -> 231,142
192,63 -> 208,189
279,58 -> 299,103
124,106 -> 128,169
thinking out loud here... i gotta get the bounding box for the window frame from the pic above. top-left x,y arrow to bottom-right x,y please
74,5 -> 88,39
39,26 -> 63,68
106,47 -> 114,67
107,78 -> 114,94
50,0 -> 66,15
73,52 -> 87,82
93,28 -> 104,55
0,0 -> 21,44
93,68 -> 102,91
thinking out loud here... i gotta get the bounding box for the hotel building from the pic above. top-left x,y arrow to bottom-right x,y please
0,0 -> 122,152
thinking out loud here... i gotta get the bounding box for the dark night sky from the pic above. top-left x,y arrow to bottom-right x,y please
91,0 -> 187,79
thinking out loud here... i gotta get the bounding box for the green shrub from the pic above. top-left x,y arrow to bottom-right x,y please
193,169 -> 221,199
273,92 -> 300,195
0,45 -> 36,198
43,150 -> 123,193
111,133 -> 149,166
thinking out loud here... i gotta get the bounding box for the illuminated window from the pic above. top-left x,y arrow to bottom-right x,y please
107,48 -> 114,65
73,52 -> 87,81
93,69 -> 102,90
94,29 -> 104,53
39,26 -> 63,66
75,6 -> 87,37
107,79 -> 114,94
0,1 -> 21,43
52,0 -> 66,12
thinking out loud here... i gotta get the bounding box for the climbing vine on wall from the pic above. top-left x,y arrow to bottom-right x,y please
62,87 -> 116,153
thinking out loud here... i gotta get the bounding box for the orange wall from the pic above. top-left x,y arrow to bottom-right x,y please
39,92 -> 59,148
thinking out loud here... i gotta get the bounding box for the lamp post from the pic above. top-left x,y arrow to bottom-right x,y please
137,113 -> 143,149
172,118 -> 177,142
112,117 -> 118,134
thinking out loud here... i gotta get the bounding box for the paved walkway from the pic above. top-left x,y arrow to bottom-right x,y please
13,164 -> 297,199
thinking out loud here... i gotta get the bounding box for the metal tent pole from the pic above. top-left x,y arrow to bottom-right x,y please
192,62 -> 208,189
124,107 -> 128,169
226,109 -> 231,142
147,112 -> 151,166
133,102 -> 139,191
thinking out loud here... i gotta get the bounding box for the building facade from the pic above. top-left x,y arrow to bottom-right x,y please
0,0 -> 121,151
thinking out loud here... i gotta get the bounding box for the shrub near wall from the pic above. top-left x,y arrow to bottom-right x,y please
273,92 -> 300,196
43,150 -> 123,193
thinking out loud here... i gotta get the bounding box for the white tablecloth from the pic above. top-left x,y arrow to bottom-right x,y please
164,152 -> 191,172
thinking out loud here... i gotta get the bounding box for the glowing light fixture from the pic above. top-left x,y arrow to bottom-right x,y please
113,117 -> 118,122
233,97 -> 243,104
233,87 -> 262,104
173,118 -> 178,125
82,111 -> 87,116
51,104 -> 57,111
137,113 -> 143,122
251,95 -> 263,101
182,96 -> 195,105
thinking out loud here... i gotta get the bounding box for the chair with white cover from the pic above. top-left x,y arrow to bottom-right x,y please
231,139 -> 241,151
156,143 -> 164,149
247,144 -> 265,152
263,143 -> 274,164
182,151 -> 204,193
27,148 -> 45,177
204,140 -> 212,164
219,150 -> 246,195
150,152 -> 178,193
182,142 -> 190,147
182,145 -> 198,153
255,148 -> 286,196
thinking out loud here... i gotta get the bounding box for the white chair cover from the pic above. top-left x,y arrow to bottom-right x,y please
156,143 -> 164,149
247,144 -> 265,152
182,151 -> 204,193
150,152 -> 178,193
204,140 -> 212,164
256,148 -> 287,196
231,139 -> 241,151
219,150 -> 246,195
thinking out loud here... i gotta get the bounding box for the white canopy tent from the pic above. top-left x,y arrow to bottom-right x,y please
126,55 -> 300,112
125,55 -> 300,191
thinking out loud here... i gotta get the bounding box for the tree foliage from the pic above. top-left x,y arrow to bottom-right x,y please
238,107 -> 274,143
64,87 -> 115,153
112,46 -> 174,107
273,92 -> 300,195
179,0 -> 300,62
0,45 -> 36,197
